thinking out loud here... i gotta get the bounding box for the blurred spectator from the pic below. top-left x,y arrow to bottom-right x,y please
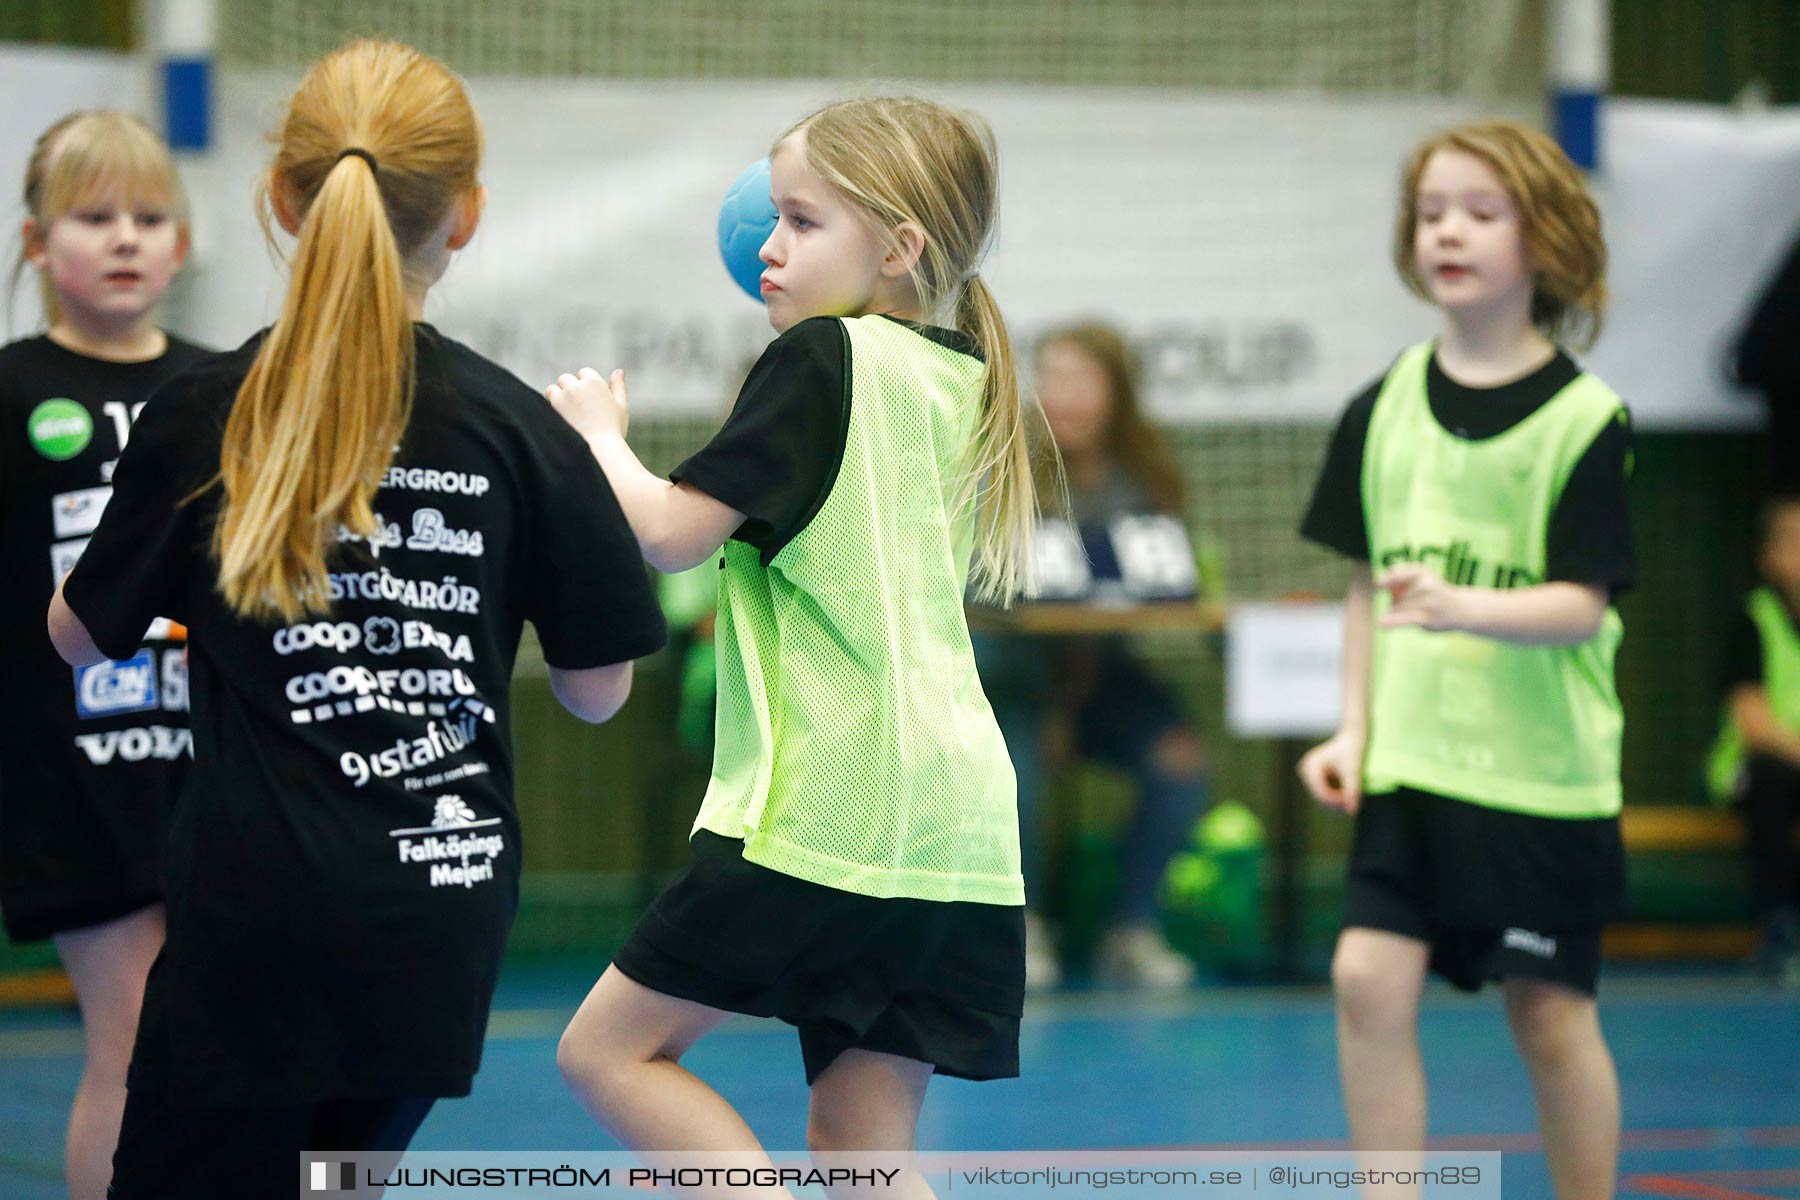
1708,496 -> 1800,989
978,323 -> 1211,990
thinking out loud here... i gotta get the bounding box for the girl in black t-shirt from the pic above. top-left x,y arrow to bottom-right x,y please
48,41 -> 664,1197
1,109 -> 205,1200
546,97 -> 1033,1191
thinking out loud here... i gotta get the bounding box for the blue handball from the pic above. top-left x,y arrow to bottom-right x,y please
716,157 -> 778,302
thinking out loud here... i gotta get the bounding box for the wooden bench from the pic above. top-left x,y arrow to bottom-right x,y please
1620,805 -> 1743,853
1607,805 -> 1768,961
0,968 -> 75,1008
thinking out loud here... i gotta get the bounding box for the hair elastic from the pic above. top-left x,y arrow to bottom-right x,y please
335,147 -> 378,171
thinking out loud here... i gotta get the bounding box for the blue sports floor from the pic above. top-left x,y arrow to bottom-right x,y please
1,966 -> 1795,1198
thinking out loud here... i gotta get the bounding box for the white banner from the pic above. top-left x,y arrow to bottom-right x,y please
10,49 -> 1798,429
1584,101 -> 1800,430
1225,603 -> 1345,739
175,72 -> 1501,422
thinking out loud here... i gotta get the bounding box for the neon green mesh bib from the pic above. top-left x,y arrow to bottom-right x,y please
1706,588 -> 1800,804
1362,341 -> 1626,819
692,315 -> 1024,904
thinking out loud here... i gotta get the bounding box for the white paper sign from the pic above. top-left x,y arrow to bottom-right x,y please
1226,602 -> 1344,738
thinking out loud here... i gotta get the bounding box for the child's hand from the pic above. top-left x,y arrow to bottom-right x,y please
1376,563 -> 1466,632
544,367 -> 629,444
1297,731 -> 1365,813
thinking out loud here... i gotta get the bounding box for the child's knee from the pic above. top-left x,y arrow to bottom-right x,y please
1503,980 -> 1598,1064
1331,954 -> 1388,1021
556,1018 -> 638,1101
555,1024 -> 605,1093
1331,936 -> 1418,1029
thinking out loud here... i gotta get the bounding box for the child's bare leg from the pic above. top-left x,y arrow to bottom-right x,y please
1503,979 -> 1618,1200
807,1049 -> 936,1200
1333,927 -> 1430,1198
557,965 -> 791,1198
53,903 -> 164,1200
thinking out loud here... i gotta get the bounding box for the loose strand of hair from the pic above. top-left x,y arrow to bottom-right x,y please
956,277 -> 1038,606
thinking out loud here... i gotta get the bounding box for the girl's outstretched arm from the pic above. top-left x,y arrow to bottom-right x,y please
1376,563 -> 1607,645
546,369 -> 744,573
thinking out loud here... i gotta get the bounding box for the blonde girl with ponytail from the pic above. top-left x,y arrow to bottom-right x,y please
549,97 -> 1033,1188
49,41 -> 664,1194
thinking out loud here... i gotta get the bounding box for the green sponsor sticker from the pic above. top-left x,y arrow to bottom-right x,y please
27,398 -> 92,461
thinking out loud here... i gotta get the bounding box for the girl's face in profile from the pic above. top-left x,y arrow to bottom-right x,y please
1036,339 -> 1114,458
758,132 -> 890,334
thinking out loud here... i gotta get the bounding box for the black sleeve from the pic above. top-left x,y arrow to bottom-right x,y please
1722,610 -> 1764,693
1299,379 -> 1381,561
61,381 -> 209,660
669,316 -> 849,562
523,421 -> 668,670
1735,228 -> 1800,395
1546,406 -> 1636,593
0,393 -> 15,524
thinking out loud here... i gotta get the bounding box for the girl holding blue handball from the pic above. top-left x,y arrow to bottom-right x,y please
548,97 -> 1032,1192
1298,120 -> 1633,1200
49,40 -> 664,1195
2,109 -> 207,1200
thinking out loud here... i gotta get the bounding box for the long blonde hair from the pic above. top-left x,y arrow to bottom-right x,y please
10,110 -> 189,329
1394,119 -> 1607,350
215,39 -> 482,623
782,97 -> 1035,604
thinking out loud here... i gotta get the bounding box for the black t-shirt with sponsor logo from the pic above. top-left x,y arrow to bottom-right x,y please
63,325 -> 666,1106
0,333 -> 211,940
